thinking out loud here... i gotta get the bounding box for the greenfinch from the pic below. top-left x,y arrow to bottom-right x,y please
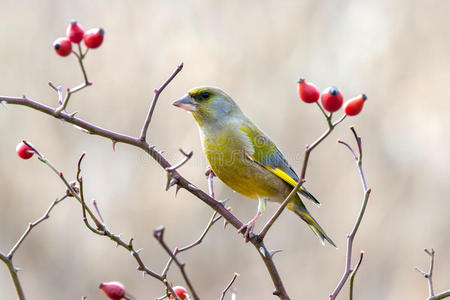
173,87 -> 335,247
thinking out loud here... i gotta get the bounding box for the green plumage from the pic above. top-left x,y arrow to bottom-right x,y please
173,86 -> 336,247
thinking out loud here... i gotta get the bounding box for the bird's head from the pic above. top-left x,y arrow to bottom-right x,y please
173,86 -> 239,127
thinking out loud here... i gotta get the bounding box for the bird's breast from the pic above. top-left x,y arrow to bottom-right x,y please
200,127 -> 288,200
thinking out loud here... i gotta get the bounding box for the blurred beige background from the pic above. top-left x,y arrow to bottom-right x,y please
1,0 -> 449,299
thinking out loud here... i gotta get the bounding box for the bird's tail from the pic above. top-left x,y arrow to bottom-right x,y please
288,195 -> 337,248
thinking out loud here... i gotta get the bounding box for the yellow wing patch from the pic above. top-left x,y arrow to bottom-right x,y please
265,166 -> 298,187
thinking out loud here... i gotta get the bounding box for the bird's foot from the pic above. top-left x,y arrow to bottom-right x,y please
238,221 -> 256,243
205,166 -> 215,177
238,211 -> 262,243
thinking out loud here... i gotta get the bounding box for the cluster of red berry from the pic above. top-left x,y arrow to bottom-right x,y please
297,78 -> 367,116
99,281 -> 188,300
53,20 -> 104,57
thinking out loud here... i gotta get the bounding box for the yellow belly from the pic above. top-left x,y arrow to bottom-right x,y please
201,128 -> 288,201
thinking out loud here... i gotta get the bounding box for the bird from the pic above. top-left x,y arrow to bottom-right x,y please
173,86 -> 336,246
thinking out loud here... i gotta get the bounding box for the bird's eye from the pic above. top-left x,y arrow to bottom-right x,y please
200,91 -> 210,100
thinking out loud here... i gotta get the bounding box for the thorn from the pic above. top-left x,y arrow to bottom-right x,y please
169,178 -> 178,187
166,177 -> 178,191
269,249 -> 283,257
14,266 -> 23,272
223,219 -> 229,229
219,199 -> 228,206
142,271 -> 146,278
69,111 -> 78,118
1,100 -> 7,108
135,248 -> 143,254
112,140 -> 117,152
175,185 -> 182,196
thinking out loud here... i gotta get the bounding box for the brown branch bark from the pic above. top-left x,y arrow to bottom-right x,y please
0,64 -> 346,300
329,127 -> 371,300
1,88 -> 296,298
0,194 -> 68,300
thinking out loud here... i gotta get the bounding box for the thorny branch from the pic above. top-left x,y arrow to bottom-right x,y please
0,194 -> 68,300
154,226 -> 199,300
329,127 -> 371,300
50,43 -> 91,115
1,62 -> 360,300
415,249 -> 450,300
258,105 -> 346,240
140,62 -> 184,141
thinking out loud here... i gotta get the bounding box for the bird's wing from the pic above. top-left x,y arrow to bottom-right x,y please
240,121 -> 320,205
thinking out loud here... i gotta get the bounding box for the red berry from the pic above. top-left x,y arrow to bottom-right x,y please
66,20 -> 84,44
170,286 -> 188,300
297,78 -> 320,103
344,94 -> 367,116
84,28 -> 104,49
99,281 -> 125,300
53,37 -> 72,57
16,142 -> 34,160
321,86 -> 344,112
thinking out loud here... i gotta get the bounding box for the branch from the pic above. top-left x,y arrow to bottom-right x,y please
139,62 -> 184,141
349,251 -> 364,300
0,194 -> 68,300
1,64 -> 295,299
220,273 -> 239,300
429,291 -> 450,300
329,127 -> 371,300
52,43 -> 92,115
415,248 -> 449,300
154,227 -> 199,300
259,105 -> 346,240
165,148 -> 193,172
0,253 -> 25,300
415,248 -> 436,297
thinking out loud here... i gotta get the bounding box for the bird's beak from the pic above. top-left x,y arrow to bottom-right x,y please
172,94 -> 197,112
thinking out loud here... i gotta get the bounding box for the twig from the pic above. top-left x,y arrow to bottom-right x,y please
160,213 -> 223,280
165,149 -> 193,172
415,248 -> 450,300
259,106 -> 345,240
139,62 -> 184,141
429,291 -> 450,300
329,127 -> 371,300
349,251 -> 364,300
53,44 -> 91,115
8,195 -> 68,258
153,227 -> 199,300
1,64 -> 294,300
220,273 -> 239,300
0,194 -> 68,300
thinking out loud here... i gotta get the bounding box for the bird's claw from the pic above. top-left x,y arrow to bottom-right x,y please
238,221 -> 256,243
205,166 -> 215,177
